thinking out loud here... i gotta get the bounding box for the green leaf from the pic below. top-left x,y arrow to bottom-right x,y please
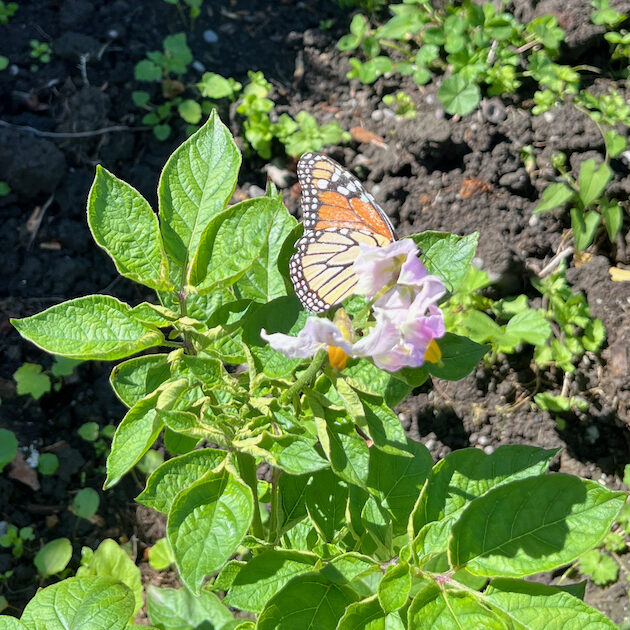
134,59 -> 161,81
257,573 -> 359,630
534,182 -> 575,214
578,159 -> 612,207
450,474 -> 626,577
148,537 -> 174,570
438,75 -> 481,116
87,166 -> 171,291
413,445 -> 558,548
13,363 -> 51,400
12,296 -> 164,361
571,208 -> 601,251
0,617 -> 27,629
72,488 -> 100,519
601,199 -> 624,241
136,448 -> 228,513
225,550 -> 318,613
197,72 -> 242,99
408,584 -> 504,628
577,549 -> 618,586
177,99 -> 202,124
146,585 -> 234,630
505,310 -> 551,346
20,576 -> 135,630
361,398 -> 408,456
409,231 -> 478,292
78,421 -> 100,442
233,432 -> 328,476
105,387 -> 168,489
50,355 -> 83,377
0,429 -> 17,472
236,199 -> 297,302
167,469 -> 253,594
306,468 -> 348,542
188,197 -> 285,293
278,473 -> 309,532
110,354 -> 171,408
368,439 -> 433,537
427,333 -> 488,381
338,595 -> 402,630
485,578 -> 617,628
159,110 -> 241,268
76,539 -> 143,617
604,129 -> 626,157
34,538 -> 72,577
378,563 -> 411,613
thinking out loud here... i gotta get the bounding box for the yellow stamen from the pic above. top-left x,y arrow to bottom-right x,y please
328,309 -> 354,371
328,345 -> 348,371
424,339 -> 442,364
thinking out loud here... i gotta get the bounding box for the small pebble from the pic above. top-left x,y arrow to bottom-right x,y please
472,256 -> 484,269
528,215 -> 539,227
203,29 -> 219,43
483,445 -> 495,455
371,110 -> 384,122
192,60 -> 205,73
425,439 -> 436,451
585,426 -> 600,444
9,64 -> 19,76
543,111 -> 554,123
477,435 -> 490,447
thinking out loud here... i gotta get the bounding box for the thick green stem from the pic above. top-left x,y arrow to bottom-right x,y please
279,350 -> 327,405
236,452 -> 264,540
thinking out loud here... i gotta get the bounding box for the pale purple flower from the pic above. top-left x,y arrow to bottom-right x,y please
355,287 -> 446,371
353,239 -> 419,298
264,238 -> 447,372
261,317 -> 353,359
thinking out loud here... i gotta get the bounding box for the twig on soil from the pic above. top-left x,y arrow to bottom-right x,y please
536,246 -> 574,277
0,119 -> 150,138
27,194 -> 55,250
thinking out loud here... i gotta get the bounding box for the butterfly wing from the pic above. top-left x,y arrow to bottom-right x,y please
290,153 -> 397,313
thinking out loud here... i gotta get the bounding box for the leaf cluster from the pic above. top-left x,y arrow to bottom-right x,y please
0,1 -> 17,24
535,156 -> 624,251
338,1 -> 568,116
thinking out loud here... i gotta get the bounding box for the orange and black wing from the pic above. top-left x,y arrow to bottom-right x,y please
290,153 -> 397,313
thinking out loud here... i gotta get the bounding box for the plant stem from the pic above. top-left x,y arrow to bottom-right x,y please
269,466 -> 281,544
279,350 -> 327,405
236,452 -> 264,540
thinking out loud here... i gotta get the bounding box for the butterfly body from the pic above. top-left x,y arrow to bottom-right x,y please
290,153 -> 397,313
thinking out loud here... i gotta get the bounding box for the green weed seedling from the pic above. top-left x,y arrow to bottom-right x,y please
13,356 -> 82,400
37,453 -> 59,476
534,153 -> 623,250
531,264 -> 605,373
29,39 -> 51,72
444,263 -> 605,412
163,0 -> 203,29
382,91 -> 417,118
201,70 -> 350,158
0,1 -> 17,24
0,525 -> 34,559
34,538 -> 72,579
0,181 -> 11,195
4,113 -> 624,628
134,33 -> 194,139
71,488 -> 100,521
338,2 -> 568,116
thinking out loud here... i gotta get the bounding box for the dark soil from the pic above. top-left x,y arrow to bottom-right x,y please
1,0 -> 629,624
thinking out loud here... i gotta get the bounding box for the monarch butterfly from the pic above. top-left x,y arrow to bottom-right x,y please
290,152 -> 397,313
